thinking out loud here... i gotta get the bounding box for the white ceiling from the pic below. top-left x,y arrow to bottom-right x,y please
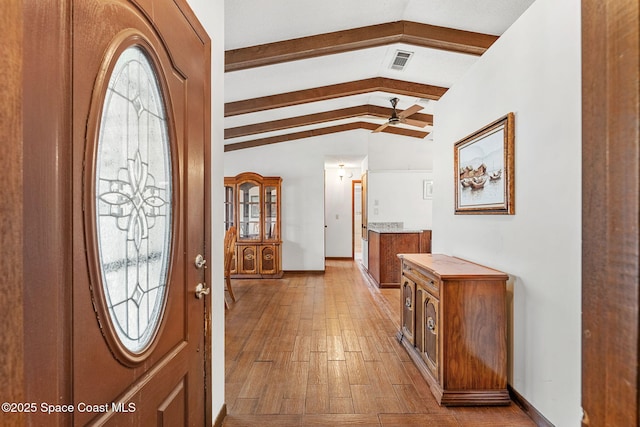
224,0 -> 536,156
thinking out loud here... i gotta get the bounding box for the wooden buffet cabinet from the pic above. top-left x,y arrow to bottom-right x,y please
397,253 -> 509,406
224,172 -> 283,278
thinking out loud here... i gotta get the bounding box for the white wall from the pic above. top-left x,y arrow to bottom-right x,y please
432,0 -> 581,424
368,132 -> 433,170
185,0 -> 226,420
366,133 -> 434,229
367,170 -> 433,230
224,132 -> 368,270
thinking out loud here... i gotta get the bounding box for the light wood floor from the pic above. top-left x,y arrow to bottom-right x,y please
223,259 -> 536,427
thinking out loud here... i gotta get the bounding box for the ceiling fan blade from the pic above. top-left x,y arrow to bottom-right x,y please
373,122 -> 390,133
402,118 -> 429,128
397,104 -> 424,119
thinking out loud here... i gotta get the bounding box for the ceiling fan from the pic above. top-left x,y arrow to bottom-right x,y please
373,97 -> 428,133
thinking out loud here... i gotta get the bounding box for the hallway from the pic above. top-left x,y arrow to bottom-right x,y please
223,260 -> 535,426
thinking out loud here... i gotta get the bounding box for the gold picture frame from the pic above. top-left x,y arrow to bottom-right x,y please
454,113 -> 515,214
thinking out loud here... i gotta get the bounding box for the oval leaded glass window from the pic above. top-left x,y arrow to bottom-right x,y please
95,45 -> 172,354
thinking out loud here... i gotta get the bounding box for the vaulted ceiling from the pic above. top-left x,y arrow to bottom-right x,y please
224,0 -> 536,153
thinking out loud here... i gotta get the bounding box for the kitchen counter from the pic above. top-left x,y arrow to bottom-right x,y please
366,228 -> 431,288
368,227 -> 425,233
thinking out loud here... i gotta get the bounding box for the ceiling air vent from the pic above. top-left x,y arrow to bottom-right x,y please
390,50 -> 413,70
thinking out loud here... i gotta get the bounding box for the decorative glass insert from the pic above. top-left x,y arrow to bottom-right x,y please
95,45 -> 172,354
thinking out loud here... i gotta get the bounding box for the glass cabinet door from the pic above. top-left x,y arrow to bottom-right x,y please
238,181 -> 260,240
224,184 -> 234,230
264,185 -> 278,241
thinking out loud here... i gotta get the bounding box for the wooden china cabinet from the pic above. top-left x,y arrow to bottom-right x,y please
224,172 -> 283,278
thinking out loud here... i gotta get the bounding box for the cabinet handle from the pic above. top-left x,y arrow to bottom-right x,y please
405,297 -> 412,308
427,317 -> 436,331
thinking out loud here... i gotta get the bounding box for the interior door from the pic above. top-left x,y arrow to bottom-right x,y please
72,1 -> 210,425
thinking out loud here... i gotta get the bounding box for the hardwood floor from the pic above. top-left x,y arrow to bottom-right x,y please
223,259 -> 536,427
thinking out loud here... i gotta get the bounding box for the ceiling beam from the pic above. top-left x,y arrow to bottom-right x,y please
224,121 -> 429,152
224,77 -> 447,117
224,104 -> 433,139
225,21 -> 498,72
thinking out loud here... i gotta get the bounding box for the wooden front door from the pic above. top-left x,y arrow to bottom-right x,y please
71,1 -> 210,425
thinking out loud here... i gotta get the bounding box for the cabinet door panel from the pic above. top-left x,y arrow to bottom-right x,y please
259,245 -> 278,275
401,275 -> 415,344
238,245 -> 258,274
420,289 -> 439,381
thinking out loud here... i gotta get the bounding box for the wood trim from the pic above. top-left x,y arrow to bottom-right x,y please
508,385 -> 554,427
225,20 -> 498,72
224,77 -> 447,117
22,1 -> 74,425
351,180 -> 362,260
582,0 -> 640,425
282,270 -> 325,275
1,3 -> 25,425
224,121 -> 428,152
197,5 -> 213,425
171,0 -> 210,44
225,105 -> 369,138
213,403 -> 227,427
361,172 -> 368,241
225,105 -> 432,139
400,21 -> 497,54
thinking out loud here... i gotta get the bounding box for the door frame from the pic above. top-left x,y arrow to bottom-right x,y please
581,0 -> 640,424
351,179 -> 362,259
21,2 -> 75,425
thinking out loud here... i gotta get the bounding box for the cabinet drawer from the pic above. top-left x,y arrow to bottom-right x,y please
403,261 -> 440,297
